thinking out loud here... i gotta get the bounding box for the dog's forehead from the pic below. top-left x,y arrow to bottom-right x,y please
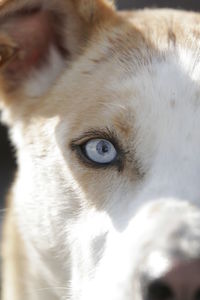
61,24 -> 200,123
58,10 -> 200,133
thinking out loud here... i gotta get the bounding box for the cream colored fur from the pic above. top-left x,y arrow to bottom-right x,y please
1,1 -> 200,300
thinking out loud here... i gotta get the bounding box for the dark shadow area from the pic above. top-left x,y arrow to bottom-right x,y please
117,0 -> 200,10
0,124 -> 16,209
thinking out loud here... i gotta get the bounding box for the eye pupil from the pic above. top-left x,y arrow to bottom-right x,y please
97,141 -> 110,155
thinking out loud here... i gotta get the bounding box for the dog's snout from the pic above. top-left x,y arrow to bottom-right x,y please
146,280 -> 174,300
145,259 -> 200,300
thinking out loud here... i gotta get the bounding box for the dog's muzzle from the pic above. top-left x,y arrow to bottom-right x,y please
135,201 -> 200,300
144,259 -> 200,300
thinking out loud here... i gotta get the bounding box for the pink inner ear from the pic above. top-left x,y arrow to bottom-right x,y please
5,10 -> 56,75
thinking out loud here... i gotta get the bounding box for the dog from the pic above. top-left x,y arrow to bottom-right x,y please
1,0 -> 200,299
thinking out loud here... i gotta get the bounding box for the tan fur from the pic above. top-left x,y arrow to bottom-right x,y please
1,189 -> 27,300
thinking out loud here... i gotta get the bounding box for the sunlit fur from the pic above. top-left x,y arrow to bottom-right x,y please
1,1 -> 200,300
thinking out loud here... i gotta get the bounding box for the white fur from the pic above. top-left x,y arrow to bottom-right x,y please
9,46 -> 200,300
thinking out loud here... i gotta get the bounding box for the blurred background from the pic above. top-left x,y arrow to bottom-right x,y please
117,0 -> 200,10
1,0 -> 200,209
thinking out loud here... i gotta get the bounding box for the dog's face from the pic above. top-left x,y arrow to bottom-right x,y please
1,1 -> 200,299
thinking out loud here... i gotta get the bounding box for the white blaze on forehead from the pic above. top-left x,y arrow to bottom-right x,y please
105,47 -> 200,194
178,44 -> 200,81
108,45 -> 200,113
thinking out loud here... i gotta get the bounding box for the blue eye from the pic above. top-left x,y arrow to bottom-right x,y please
83,139 -> 117,164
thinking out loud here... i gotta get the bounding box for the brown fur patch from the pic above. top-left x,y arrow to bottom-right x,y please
1,187 -> 27,300
74,0 -> 115,22
113,113 -> 132,137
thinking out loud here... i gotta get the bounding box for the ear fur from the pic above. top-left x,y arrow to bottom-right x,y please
0,0 -> 115,101
74,0 -> 115,22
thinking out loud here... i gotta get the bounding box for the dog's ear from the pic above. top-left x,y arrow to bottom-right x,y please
0,0 -> 115,101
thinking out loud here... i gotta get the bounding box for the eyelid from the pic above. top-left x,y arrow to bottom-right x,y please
71,129 -> 118,147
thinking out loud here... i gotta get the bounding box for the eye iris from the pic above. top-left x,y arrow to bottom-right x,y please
83,138 -> 117,164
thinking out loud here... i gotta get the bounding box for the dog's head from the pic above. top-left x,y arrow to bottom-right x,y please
1,1 -> 200,299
